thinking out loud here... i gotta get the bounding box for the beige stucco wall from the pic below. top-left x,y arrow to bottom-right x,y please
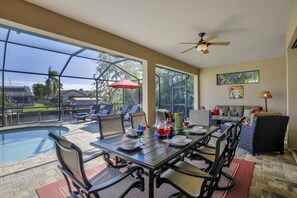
0,0 -> 199,125
286,0 -> 297,149
200,57 -> 287,114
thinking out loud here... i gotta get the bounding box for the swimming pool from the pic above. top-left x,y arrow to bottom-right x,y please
0,126 -> 69,164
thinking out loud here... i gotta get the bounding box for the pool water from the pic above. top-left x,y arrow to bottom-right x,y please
0,126 -> 69,164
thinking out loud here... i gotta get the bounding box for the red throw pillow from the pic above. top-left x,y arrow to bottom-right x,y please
252,109 -> 262,113
212,109 -> 220,115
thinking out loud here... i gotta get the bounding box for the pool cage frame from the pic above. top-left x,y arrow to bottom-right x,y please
0,24 -> 142,127
155,66 -> 194,117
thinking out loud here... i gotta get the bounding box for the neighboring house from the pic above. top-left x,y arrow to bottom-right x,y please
60,90 -> 95,106
2,86 -> 34,106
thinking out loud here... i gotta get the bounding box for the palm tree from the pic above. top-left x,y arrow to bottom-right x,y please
45,66 -> 62,105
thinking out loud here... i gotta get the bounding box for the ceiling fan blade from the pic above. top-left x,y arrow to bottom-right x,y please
181,46 -> 196,53
180,42 -> 198,44
203,34 -> 218,43
202,49 -> 209,54
208,42 -> 230,46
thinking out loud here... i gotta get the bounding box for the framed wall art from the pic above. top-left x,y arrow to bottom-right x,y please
217,70 -> 259,85
229,85 -> 244,99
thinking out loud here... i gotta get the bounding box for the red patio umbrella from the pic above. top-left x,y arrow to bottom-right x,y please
109,79 -> 142,89
109,79 -> 142,104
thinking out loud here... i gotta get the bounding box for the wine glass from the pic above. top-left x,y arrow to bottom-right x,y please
166,118 -> 172,125
184,117 -> 190,127
137,124 -> 144,143
164,125 -> 171,140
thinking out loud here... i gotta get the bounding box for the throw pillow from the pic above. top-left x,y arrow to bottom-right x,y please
252,109 -> 262,113
212,109 -> 220,115
102,110 -> 109,115
243,109 -> 253,118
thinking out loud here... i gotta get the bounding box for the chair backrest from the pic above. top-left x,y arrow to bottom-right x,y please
225,117 -> 245,166
98,114 -> 125,139
121,104 -> 130,117
129,104 -> 140,114
102,104 -> 113,114
156,110 -> 167,122
130,112 -> 148,129
92,104 -> 101,114
189,110 -> 211,126
252,115 -> 289,144
49,133 -> 91,189
208,124 -> 233,175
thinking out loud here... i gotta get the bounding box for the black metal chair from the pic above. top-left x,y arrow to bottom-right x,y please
156,127 -> 231,198
188,118 -> 244,190
49,133 -> 144,198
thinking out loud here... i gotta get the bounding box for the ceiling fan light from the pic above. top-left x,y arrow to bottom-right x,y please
197,44 -> 207,51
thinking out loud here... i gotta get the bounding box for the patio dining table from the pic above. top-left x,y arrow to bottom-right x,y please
90,125 -> 219,198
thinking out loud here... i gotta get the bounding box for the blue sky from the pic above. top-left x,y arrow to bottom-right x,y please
0,26 -> 129,91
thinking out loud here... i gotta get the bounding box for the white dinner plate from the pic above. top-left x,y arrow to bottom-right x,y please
187,128 -> 207,135
168,138 -> 192,146
119,143 -> 141,151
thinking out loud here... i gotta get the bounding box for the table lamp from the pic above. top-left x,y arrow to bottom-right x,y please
259,91 -> 272,112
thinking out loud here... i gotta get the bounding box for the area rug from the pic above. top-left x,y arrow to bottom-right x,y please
36,159 -> 254,198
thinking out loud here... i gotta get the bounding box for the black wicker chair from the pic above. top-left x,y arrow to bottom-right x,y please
239,115 -> 289,155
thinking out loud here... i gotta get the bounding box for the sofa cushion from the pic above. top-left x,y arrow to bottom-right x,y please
229,106 -> 244,116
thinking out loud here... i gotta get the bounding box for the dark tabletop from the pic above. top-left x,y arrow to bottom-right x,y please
90,126 -> 219,170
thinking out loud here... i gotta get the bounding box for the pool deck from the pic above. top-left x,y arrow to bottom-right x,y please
1,119 -> 297,197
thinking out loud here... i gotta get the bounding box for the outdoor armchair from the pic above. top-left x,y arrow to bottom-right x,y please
239,114 -> 289,155
49,133 -> 144,198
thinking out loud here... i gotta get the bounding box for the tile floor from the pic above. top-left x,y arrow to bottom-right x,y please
0,120 -> 297,198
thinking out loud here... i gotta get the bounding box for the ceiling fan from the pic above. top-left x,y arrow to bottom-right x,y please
180,32 -> 230,54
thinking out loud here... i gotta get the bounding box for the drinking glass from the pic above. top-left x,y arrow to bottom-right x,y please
166,118 -> 172,125
184,117 -> 190,127
137,124 -> 144,143
165,125 -> 171,140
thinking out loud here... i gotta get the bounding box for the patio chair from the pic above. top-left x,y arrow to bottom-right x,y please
98,114 -> 125,139
156,126 -> 231,198
89,104 -> 113,121
98,114 -> 131,167
74,104 -> 100,121
239,114 -> 289,155
130,111 -> 149,129
189,109 -> 212,126
189,118 -> 244,190
49,133 -> 144,198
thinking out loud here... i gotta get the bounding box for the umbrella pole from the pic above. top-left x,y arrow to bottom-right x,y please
122,89 -> 125,105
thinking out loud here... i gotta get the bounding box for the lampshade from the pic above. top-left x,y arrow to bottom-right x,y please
259,91 -> 272,99
197,44 -> 208,51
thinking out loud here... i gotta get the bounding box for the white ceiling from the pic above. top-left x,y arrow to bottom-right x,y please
26,0 -> 295,68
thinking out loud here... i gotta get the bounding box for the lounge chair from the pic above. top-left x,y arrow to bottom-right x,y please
123,104 -> 140,121
74,104 -> 100,121
119,104 -> 130,118
90,104 -> 113,121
